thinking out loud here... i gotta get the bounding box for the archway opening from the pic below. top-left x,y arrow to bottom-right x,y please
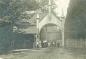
39,24 -> 62,47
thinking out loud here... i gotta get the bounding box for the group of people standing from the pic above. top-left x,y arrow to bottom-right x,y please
36,40 -> 61,48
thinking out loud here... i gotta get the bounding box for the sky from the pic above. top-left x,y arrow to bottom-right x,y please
54,0 -> 70,17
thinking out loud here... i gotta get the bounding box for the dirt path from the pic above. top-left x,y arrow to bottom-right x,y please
0,48 -> 86,59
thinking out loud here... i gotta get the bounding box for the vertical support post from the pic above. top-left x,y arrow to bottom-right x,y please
61,17 -> 65,47
36,14 -> 39,48
62,26 -> 64,47
61,8 -> 65,47
36,13 -> 42,48
37,14 -> 39,29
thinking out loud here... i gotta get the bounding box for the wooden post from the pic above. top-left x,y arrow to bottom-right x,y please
36,13 -> 42,48
61,16 -> 65,47
61,9 -> 65,47
62,27 -> 64,47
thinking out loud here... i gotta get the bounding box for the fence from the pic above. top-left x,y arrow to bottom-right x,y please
65,39 -> 86,48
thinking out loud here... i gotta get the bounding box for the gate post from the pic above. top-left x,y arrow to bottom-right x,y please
62,28 -> 64,47
61,16 -> 65,47
36,13 -> 42,48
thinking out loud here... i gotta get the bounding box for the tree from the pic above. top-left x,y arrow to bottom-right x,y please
0,0 -> 39,25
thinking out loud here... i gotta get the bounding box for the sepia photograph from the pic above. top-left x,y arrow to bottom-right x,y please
0,0 -> 86,59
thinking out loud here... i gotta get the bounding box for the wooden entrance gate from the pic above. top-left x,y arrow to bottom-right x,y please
40,24 -> 62,47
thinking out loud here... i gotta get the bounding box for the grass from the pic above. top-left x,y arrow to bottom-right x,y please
0,48 -> 86,59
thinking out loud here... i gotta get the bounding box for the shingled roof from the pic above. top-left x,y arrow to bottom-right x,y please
18,25 -> 37,34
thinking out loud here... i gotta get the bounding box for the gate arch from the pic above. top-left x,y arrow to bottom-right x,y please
39,23 -> 62,47
39,22 -> 61,33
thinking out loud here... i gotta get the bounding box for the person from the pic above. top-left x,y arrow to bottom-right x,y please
42,40 -> 48,48
36,41 -> 42,48
36,42 -> 39,48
